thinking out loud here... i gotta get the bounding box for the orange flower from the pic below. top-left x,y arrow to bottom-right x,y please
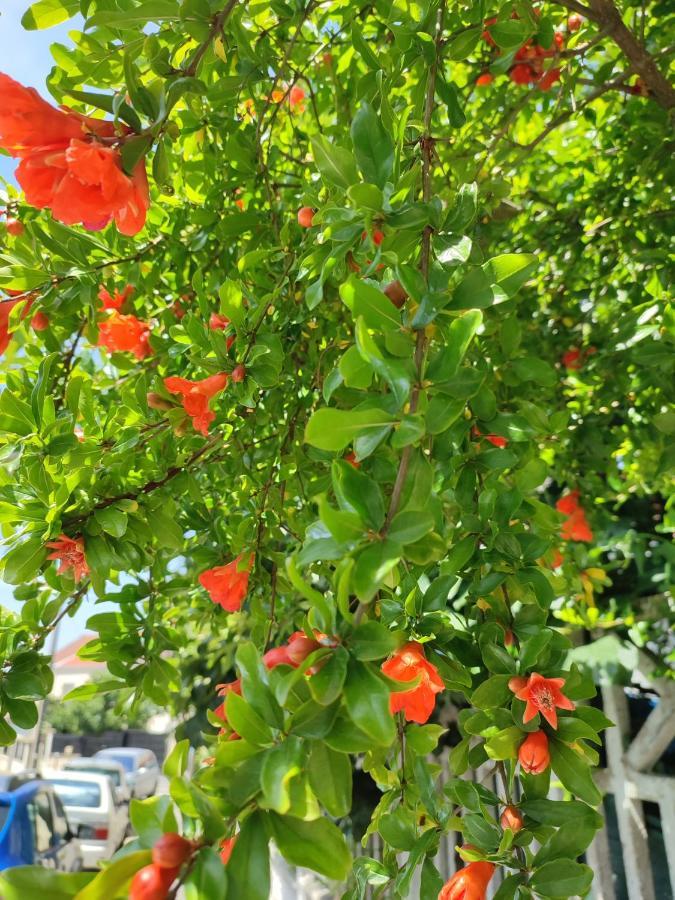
438,861 -> 495,900
199,553 -> 252,612
262,645 -> 295,669
0,74 -> 149,236
163,372 -> 228,435
98,312 -> 151,360
381,642 -> 444,724
556,491 -> 593,542
472,426 -> 508,449
98,284 -> 134,310
289,85 -> 305,111
518,729 -> 550,774
220,836 -> 236,865
508,672 -> 575,728
45,534 -> 89,581
270,89 -> 285,103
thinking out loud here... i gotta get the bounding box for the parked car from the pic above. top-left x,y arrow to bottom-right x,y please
93,748 -> 159,799
45,771 -> 127,869
0,773 -> 83,871
62,758 -> 130,806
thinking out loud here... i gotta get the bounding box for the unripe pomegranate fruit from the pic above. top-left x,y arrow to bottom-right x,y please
231,364 -> 246,383
383,280 -> 407,309
297,206 -> 315,227
6,218 -> 24,236
568,13 -> 583,31
129,863 -> 179,900
31,311 -> 49,331
500,805 -> 524,833
152,832 -> 192,869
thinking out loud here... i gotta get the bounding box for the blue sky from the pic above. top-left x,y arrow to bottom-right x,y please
1,3 -> 110,650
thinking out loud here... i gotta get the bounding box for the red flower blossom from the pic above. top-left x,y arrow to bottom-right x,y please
381,642 -> 444,724
262,646 -> 295,669
344,451 -> 361,468
0,73 -> 149,236
562,347 -> 583,369
98,284 -> 134,310
472,426 -> 508,449
556,491 -> 593,542
220,836 -> 236,865
45,534 -> 89,581
476,73 -> 494,87
199,553 -> 253,612
0,297 -> 22,355
164,372 -> 228,435
518,729 -> 550,774
550,548 -> 564,569
209,312 -> 230,331
438,861 -> 495,900
510,63 -> 537,85
98,312 -> 152,360
289,85 -> 305,111
538,68 -> 561,91
6,217 -> 24,236
509,672 -> 575,728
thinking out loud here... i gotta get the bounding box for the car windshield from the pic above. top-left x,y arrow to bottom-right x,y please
51,780 -> 102,808
99,754 -> 135,773
69,765 -> 120,786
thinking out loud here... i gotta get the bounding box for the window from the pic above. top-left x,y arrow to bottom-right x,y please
99,753 -> 134,772
28,792 -> 54,854
50,792 -> 70,841
50,780 -> 101,808
66,765 -> 121,787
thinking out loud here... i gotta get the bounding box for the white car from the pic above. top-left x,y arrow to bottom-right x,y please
93,748 -> 160,799
62,758 -> 131,807
45,771 -> 128,869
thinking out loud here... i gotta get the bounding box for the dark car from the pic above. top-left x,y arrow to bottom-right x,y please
0,773 -> 83,871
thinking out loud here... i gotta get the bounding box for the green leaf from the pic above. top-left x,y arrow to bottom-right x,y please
470,674 -> 512,709
352,539 -> 401,603
226,812 -> 270,900
120,135 -> 153,176
4,669 -> 48,701
260,738 -> 303,814
185,847 -> 227,900
163,738 -> 190,778
129,795 -> 178,848
340,276 -> 402,332
94,506 -> 128,538
310,135 -> 359,189
351,103 -> 394,189
427,311 -> 482,382
2,538 -> 47,585
549,738 -> 602,806
0,869 -> 92,900
307,742 -> 352,817
529,859 -> 593,898
225,692 -> 275,746
4,698 -> 38,730
388,510 -> 435,544
304,407 -> 394,452
332,459 -> 385,530
219,279 -> 245,327
266,813 -> 352,880
73,850 -> 151,900
21,0 -> 78,29
350,621 -> 401,660
519,798 -> 603,828
533,819 -> 597,867
344,659 -> 396,745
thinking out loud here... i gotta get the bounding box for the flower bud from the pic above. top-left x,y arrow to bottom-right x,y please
518,730 -> 550,774
500,805 -> 524,833
6,218 -> 24,236
286,631 -> 322,665
147,392 -> 173,411
383,280 -> 408,309
152,833 -> 193,869
129,863 -> 179,900
297,206 -> 315,228
231,364 -> 246,383
31,311 -> 49,331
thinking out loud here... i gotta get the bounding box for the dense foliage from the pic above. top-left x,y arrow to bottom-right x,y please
0,0 -> 672,897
